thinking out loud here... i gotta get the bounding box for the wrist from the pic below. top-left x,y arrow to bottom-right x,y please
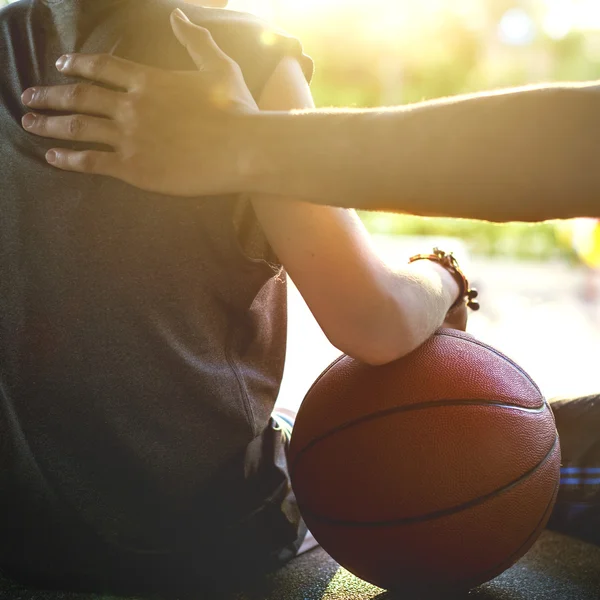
229,114 -> 255,191
409,248 -> 479,311
410,259 -> 461,308
234,113 -> 276,194
434,261 -> 462,307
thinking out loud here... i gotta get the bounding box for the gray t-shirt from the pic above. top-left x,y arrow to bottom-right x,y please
0,0 -> 312,590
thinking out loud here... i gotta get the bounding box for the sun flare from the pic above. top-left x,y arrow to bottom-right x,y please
226,0 -> 600,37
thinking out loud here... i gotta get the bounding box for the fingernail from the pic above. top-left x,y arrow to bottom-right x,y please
55,55 -> 68,71
172,8 -> 190,22
46,150 -> 57,164
21,88 -> 35,105
22,113 -> 36,129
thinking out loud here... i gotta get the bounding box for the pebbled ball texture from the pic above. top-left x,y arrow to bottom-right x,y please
289,329 -> 560,593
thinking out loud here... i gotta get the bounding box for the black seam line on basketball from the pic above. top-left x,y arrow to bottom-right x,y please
299,333 -> 543,413
434,329 -> 544,397
306,329 -> 544,406
386,476 -> 561,594
297,433 -> 559,528
291,398 -> 548,473
464,475 -> 560,590
301,353 -> 347,403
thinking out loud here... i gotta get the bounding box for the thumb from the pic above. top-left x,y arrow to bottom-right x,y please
170,9 -> 231,70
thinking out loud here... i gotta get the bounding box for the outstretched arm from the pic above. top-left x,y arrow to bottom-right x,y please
241,83 -> 600,222
21,9 -> 600,222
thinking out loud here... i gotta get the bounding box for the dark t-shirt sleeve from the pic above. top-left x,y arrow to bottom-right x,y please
167,5 -> 314,266
175,5 -> 314,100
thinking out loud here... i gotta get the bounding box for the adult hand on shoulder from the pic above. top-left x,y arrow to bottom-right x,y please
21,9 -> 256,196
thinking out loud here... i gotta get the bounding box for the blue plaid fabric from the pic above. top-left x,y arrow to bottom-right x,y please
548,395 -> 600,545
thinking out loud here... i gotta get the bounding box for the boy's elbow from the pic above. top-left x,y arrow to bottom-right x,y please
317,282 -> 434,366
347,345 -> 405,366
329,318 -> 423,366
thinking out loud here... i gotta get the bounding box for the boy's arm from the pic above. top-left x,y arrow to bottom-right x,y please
250,57 -> 461,365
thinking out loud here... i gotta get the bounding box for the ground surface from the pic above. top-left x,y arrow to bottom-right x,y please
1,531 -> 599,599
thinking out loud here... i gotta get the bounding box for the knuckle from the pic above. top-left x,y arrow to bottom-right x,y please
34,87 -> 48,105
119,144 -> 139,166
133,70 -> 150,90
120,117 -> 137,139
228,60 -> 243,77
66,84 -> 84,104
68,116 -> 86,137
65,54 -> 79,73
34,115 -> 47,132
117,95 -> 137,123
197,28 -> 212,43
187,28 -> 210,47
78,151 -> 97,172
217,57 -> 240,80
90,53 -> 110,76
122,123 -> 136,140
107,121 -> 121,141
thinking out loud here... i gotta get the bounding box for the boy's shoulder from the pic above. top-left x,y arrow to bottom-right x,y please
145,0 -> 313,89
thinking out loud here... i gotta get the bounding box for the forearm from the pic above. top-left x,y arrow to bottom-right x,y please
239,82 -> 600,222
352,260 -> 459,365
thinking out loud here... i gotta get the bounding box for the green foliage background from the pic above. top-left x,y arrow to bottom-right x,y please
274,1 -> 599,261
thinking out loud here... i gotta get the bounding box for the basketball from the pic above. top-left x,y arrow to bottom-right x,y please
289,328 -> 560,593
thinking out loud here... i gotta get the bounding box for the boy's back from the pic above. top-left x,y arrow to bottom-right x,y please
0,0 -> 311,591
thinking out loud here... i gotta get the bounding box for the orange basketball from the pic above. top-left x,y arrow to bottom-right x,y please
289,329 -> 560,593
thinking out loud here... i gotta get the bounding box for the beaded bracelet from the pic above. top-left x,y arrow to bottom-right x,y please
409,247 -> 480,311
